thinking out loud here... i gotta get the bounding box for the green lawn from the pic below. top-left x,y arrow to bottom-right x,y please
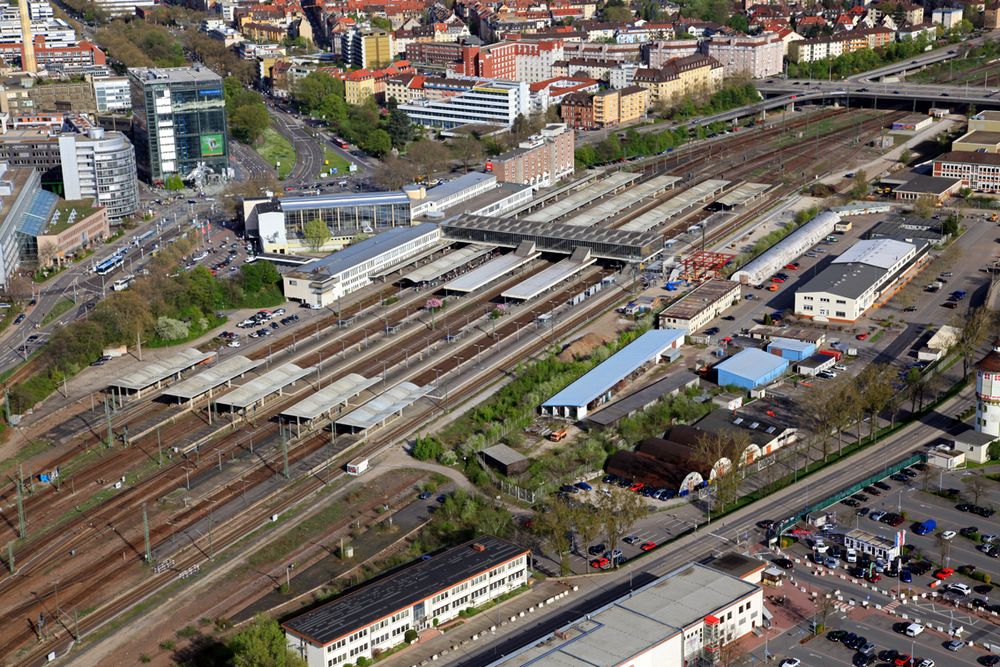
257,127 -> 296,180
321,148 -> 352,177
42,297 -> 75,326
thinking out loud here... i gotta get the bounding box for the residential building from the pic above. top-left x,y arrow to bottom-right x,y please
987,1 -> 1000,30
398,79 -> 530,129
92,76 -> 130,113
90,0 -> 156,15
342,30 -> 394,68
644,39 -> 701,68
634,54 -> 722,109
706,32 -> 783,78
618,85 -> 648,123
128,66 -> 229,184
404,40 -> 463,66
559,91 -> 594,129
788,36 -> 847,63
794,238 -> 928,323
284,537 -> 529,667
486,562 -> 763,667
932,6 -> 965,28
449,40 -> 564,83
527,75 -> 599,113
0,36 -> 105,70
489,122 -> 574,188
933,150 -> 1000,192
339,61 -> 413,105
59,126 -> 138,221
560,85 -> 647,130
20,198 -> 109,267
592,87 -> 620,126
281,224 -> 441,306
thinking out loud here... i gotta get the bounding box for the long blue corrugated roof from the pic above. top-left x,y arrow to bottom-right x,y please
542,329 -> 685,409
279,190 -> 411,211
715,348 -> 788,380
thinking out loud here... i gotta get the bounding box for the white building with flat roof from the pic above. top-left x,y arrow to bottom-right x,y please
488,562 -> 764,667
398,80 -> 530,129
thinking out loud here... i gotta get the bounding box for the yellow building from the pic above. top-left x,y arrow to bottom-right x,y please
592,88 -> 619,127
618,85 -> 649,124
634,54 -> 722,109
344,72 -> 376,105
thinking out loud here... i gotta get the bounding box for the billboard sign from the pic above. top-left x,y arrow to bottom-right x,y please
200,134 -> 225,157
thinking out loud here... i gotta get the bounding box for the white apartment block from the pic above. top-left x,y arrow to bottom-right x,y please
284,538 -> 530,667
399,80 -> 530,129
92,77 -> 131,113
706,32 -> 783,78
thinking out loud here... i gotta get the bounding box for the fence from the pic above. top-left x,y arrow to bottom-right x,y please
776,452 -> 925,537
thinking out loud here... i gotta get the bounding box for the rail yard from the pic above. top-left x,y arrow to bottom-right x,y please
0,105 -> 964,665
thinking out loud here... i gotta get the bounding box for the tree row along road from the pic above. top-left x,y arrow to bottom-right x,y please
458,391 -> 968,666
9,262 -> 635,667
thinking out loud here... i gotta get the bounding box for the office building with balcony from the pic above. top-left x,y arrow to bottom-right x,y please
398,79 -> 530,129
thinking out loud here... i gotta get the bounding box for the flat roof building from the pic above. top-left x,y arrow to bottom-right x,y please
488,562 -> 764,667
541,329 -> 685,420
585,373 -> 700,430
283,224 -> 441,307
714,348 -> 788,390
658,279 -> 741,333
284,536 -> 530,667
793,238 -> 928,323
893,175 -> 963,203
933,150 -> 1000,193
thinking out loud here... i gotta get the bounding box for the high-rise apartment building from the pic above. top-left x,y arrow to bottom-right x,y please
489,123 -> 574,188
128,66 -> 228,184
705,33 -> 783,79
59,126 -> 138,221
341,30 -> 393,69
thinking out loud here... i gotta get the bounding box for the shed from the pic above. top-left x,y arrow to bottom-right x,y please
479,444 -> 529,475
714,348 -> 788,389
796,352 -> 836,376
949,424 -> 995,464
766,337 -> 816,362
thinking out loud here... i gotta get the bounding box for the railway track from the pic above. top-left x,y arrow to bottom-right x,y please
8,264 -> 629,666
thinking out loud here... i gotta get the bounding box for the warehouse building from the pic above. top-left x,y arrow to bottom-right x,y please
607,429 -> 734,494
793,238 -> 928,323
657,279 -> 741,333
766,336 -> 816,362
891,114 -> 933,132
284,537 -> 529,667
714,348 -> 788,390
283,224 -> 441,307
694,408 -> 798,457
541,329 -> 685,420
488,562 -> 764,667
729,210 -> 840,286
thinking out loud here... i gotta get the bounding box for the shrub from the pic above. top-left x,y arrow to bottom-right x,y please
158,639 -> 176,650
404,629 -> 418,644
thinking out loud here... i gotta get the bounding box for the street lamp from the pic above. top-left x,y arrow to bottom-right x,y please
286,563 -> 295,590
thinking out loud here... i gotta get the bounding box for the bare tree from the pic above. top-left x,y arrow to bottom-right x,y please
535,496 -> 576,575
406,139 -> 452,180
964,473 -> 989,506
957,307 -> 992,379
373,154 -> 420,190
857,363 -> 895,440
449,136 -> 485,173
595,486 -> 648,565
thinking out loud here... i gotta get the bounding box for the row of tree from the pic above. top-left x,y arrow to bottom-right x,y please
224,77 -> 272,145
8,243 -> 283,413
787,34 -> 935,80
94,19 -> 186,68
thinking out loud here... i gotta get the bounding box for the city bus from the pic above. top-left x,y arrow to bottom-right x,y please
94,255 -> 124,276
133,230 -> 155,246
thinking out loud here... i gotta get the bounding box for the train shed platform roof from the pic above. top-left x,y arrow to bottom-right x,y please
442,215 -> 660,263
442,250 -> 539,293
620,179 -> 730,233
521,172 -> 639,223
542,329 -> 685,411
336,382 -> 431,430
108,349 -> 216,393
401,245 -> 495,284
562,174 -> 681,227
161,355 -> 264,401
215,363 -> 316,410
501,254 -> 595,300
712,182 -> 770,210
280,373 -> 380,421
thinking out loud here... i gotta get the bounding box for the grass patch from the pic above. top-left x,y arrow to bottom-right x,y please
322,148 -> 352,177
42,297 -> 75,326
147,313 -> 226,348
0,438 -> 50,475
245,498 -> 345,569
257,128 -> 295,180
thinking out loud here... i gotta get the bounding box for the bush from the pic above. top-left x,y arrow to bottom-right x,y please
412,436 -> 443,461
154,316 -> 189,341
404,629 -> 418,644
159,639 -> 176,650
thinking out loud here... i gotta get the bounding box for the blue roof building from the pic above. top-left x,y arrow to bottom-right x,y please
541,329 -> 685,420
715,349 -> 788,390
766,337 -> 816,362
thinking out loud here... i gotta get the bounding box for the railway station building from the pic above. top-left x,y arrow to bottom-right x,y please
486,562 -> 763,667
283,536 -> 529,667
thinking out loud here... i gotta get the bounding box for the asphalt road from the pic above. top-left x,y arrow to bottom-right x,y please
455,387 -> 974,666
267,106 -> 371,184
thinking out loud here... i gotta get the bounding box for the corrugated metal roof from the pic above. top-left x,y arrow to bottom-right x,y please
279,190 -> 411,211
298,224 -> 440,278
281,373 -> 379,420
162,355 -> 263,400
215,363 -> 315,409
714,348 -> 787,380
542,329 -> 685,409
336,382 -> 430,429
832,238 -> 914,270
109,349 -> 216,391
767,337 -> 815,353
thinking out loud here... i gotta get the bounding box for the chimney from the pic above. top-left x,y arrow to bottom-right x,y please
471,543 -> 486,552
18,0 -> 36,74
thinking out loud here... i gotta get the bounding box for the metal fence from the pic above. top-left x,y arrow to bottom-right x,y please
776,452 -> 925,537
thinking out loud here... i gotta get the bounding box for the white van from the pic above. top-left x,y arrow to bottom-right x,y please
845,549 -> 857,563
905,623 -> 924,637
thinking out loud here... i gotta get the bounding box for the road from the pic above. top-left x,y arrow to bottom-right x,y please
454,388 -> 974,666
757,77 -> 1000,107
0,197 -> 222,375
848,32 -> 996,82
267,105 -> 373,184
230,140 -> 275,181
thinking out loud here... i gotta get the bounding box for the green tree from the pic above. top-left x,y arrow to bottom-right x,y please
239,261 -> 281,294
231,103 -> 271,145
154,316 -> 189,341
229,614 -> 306,667
362,128 -> 392,158
850,170 -> 869,199
407,138 -> 452,179
412,436 -> 443,461
726,14 -> 749,32
293,72 -> 339,113
603,4 -> 633,21
370,16 -> 392,30
164,174 -> 184,191
385,107 -> 415,148
595,486 -> 648,564
316,93 -> 348,125
302,219 -> 331,252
